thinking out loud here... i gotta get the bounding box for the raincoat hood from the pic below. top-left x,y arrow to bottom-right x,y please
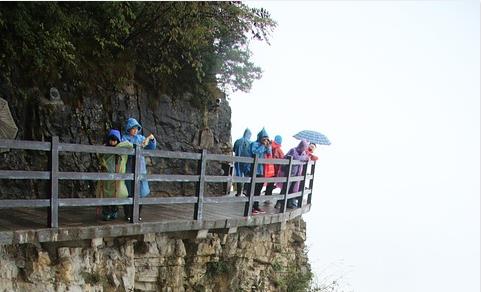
256,127 -> 269,142
243,128 -> 252,140
125,118 -> 142,133
296,140 -> 309,154
271,141 -> 281,150
107,129 -> 121,142
274,135 -> 282,145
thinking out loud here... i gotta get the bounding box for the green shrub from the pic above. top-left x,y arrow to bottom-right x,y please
206,260 -> 232,278
0,2 -> 276,102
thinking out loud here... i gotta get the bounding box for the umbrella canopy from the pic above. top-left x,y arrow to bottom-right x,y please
293,130 -> 331,145
0,97 -> 18,139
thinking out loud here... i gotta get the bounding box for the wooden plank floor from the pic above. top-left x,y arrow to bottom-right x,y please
0,196 -> 290,231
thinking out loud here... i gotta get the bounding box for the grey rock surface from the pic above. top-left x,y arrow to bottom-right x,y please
0,84 -> 232,199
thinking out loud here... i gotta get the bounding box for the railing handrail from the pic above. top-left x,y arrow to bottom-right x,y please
0,137 -> 317,228
0,138 -> 312,165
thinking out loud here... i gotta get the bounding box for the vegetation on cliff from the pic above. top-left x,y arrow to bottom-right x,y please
0,2 -> 275,104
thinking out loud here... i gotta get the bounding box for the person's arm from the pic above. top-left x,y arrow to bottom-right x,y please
146,136 -> 156,150
300,152 -> 310,162
233,140 -> 239,154
251,142 -> 269,156
273,148 -> 284,159
307,151 -> 319,161
142,134 -> 156,149
284,148 -> 295,158
99,156 -> 108,172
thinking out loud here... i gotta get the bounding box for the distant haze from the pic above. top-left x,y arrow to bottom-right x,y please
230,1 -> 480,291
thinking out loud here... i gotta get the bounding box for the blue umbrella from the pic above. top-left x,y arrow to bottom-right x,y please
293,130 -> 331,145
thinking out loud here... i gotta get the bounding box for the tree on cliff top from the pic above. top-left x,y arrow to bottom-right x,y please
0,2 -> 275,103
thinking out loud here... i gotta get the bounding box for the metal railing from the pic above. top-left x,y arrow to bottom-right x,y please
0,137 -> 316,228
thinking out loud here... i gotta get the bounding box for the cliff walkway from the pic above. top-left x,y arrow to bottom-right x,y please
0,137 -> 316,245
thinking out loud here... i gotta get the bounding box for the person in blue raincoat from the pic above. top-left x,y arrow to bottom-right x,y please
250,127 -> 272,214
233,128 -> 253,196
122,117 -> 157,221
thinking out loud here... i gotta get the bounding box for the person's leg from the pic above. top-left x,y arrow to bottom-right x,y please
124,156 -> 134,220
275,183 -> 287,209
123,205 -> 132,221
244,182 -> 251,195
287,183 -> 297,208
139,205 -> 143,221
102,206 -> 110,220
265,183 -> 275,196
264,182 -> 275,206
110,206 -> 118,219
236,182 -> 243,196
124,179 -> 133,220
253,182 -> 263,210
243,169 -> 252,196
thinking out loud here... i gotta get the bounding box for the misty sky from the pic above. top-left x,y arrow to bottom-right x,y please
229,1 -> 480,291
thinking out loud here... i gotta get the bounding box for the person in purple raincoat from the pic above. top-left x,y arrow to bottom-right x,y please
276,139 -> 310,209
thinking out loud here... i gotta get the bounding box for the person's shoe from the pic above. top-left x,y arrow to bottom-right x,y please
252,209 -> 260,215
255,208 -> 266,214
138,217 -> 142,222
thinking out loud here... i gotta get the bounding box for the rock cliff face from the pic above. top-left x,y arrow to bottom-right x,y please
0,82 -> 232,199
0,219 -> 310,292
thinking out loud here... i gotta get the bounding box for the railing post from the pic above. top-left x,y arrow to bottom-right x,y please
48,136 -> 59,228
281,156 -> 294,213
307,161 -> 316,205
244,154 -> 259,217
225,162 -> 234,195
194,149 -> 207,220
298,161 -> 310,208
131,144 -> 142,223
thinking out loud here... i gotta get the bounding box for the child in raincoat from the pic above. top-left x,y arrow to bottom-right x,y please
122,118 -> 156,221
96,129 -> 133,221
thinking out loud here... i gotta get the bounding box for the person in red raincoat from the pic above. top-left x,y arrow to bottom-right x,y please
307,142 -> 319,161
